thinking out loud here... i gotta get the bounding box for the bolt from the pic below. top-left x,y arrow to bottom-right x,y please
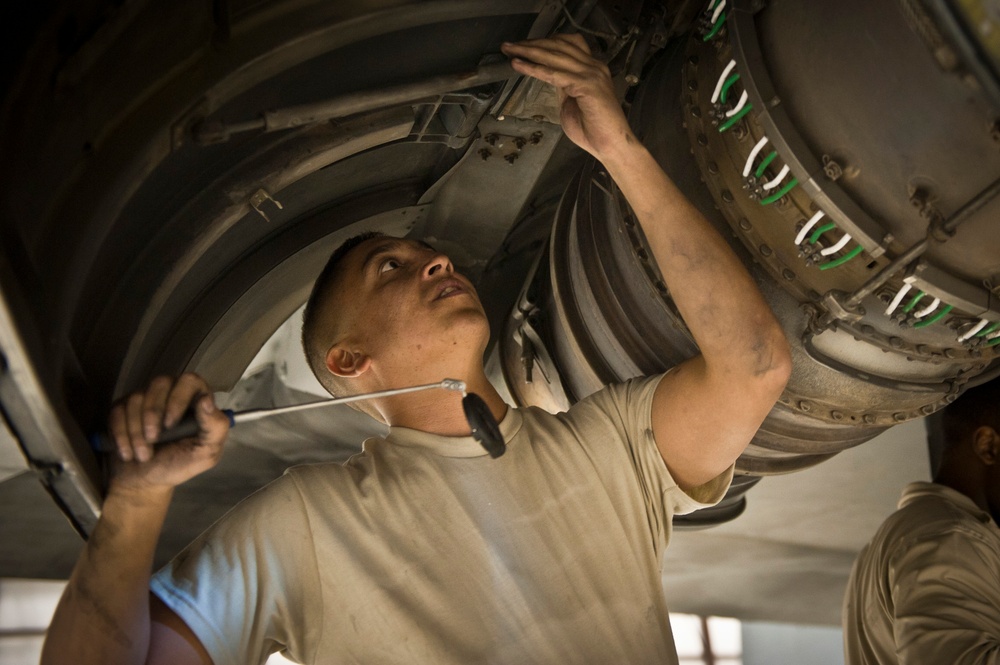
759,244 -> 772,257
687,79 -> 698,91
484,133 -> 499,146
739,218 -> 752,230
625,73 -> 639,86
721,190 -> 734,203
831,410 -> 844,421
893,412 -> 907,422
529,131 -> 543,145
889,337 -> 904,349
697,133 -> 708,147
798,400 -> 812,412
478,148 -> 491,161
945,394 -> 958,403
504,153 -> 518,165
707,161 -> 719,174
916,345 -> 929,354
782,268 -> 796,281
513,137 -> 527,150
920,405 -> 936,415
531,114 -> 545,123
691,106 -> 702,118
863,414 -> 876,424
944,349 -> 958,359
688,55 -> 699,66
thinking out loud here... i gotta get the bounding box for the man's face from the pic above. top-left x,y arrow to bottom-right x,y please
330,236 -> 489,380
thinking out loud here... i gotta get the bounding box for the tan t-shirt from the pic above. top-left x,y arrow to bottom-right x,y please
843,482 -> 1000,665
152,375 -> 733,665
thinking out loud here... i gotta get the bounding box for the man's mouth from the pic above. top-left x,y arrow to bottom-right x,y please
435,280 -> 465,300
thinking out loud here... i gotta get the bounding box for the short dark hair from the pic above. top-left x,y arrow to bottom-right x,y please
301,231 -> 385,395
940,376 -> 1000,449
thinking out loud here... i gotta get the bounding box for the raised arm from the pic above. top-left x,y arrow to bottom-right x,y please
41,374 -> 226,665
502,35 -> 791,490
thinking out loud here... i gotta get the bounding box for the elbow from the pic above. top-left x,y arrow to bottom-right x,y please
758,329 -> 792,397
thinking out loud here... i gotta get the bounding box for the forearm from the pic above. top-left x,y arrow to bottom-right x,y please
600,139 -> 789,378
42,486 -> 173,665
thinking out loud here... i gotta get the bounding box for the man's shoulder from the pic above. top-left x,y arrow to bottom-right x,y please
877,486 -> 995,555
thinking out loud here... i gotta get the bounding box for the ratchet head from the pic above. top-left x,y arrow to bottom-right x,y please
462,392 -> 505,458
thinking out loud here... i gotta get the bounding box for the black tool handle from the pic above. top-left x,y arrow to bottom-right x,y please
90,409 -> 235,454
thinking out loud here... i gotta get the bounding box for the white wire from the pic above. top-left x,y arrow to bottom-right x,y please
724,90 -> 749,117
819,233 -> 852,256
987,329 -> 1000,340
742,136 -> 769,177
711,59 -> 738,104
884,283 -> 912,316
958,318 -> 990,342
762,164 -> 790,190
794,211 -> 825,246
914,297 -> 940,319
711,0 -> 727,25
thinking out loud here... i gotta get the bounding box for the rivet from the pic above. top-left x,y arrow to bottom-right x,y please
831,410 -> 844,421
860,325 -> 874,334
721,190 -> 734,202
688,79 -> 699,91
920,405 -> 936,415
798,400 -> 812,412
916,345 -> 929,354
889,337 -> 904,349
708,161 -> 719,174
688,55 -> 699,65
863,414 -> 876,424
691,106 -> 703,118
782,268 -> 795,281
945,394 -> 958,403
759,244 -> 772,256
893,412 -> 907,422
944,349 -> 958,359
697,133 -> 709,147
739,218 -> 752,230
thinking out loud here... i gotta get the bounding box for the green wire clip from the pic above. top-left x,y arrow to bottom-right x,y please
914,304 -> 953,328
703,12 -> 726,41
819,245 -> 865,271
901,290 -> 927,314
719,102 -> 752,132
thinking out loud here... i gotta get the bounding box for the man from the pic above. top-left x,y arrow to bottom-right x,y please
843,378 -> 1000,664
42,34 -> 790,664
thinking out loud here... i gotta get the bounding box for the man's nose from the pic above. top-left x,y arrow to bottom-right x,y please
422,252 -> 453,278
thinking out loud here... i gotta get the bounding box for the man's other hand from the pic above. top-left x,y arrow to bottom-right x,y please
108,373 -> 229,495
502,34 -> 633,162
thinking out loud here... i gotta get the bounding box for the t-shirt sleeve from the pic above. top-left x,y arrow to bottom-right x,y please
150,472 -> 323,665
572,375 -> 734,519
889,527 -> 1000,664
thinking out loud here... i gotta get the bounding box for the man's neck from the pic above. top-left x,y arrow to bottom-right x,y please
377,371 -> 508,437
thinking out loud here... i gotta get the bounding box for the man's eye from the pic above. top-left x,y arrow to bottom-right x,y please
379,259 -> 401,274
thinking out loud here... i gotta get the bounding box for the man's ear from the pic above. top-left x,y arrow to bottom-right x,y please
326,344 -> 371,378
972,426 -> 1000,466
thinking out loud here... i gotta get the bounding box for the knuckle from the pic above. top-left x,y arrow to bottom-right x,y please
150,375 -> 172,390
